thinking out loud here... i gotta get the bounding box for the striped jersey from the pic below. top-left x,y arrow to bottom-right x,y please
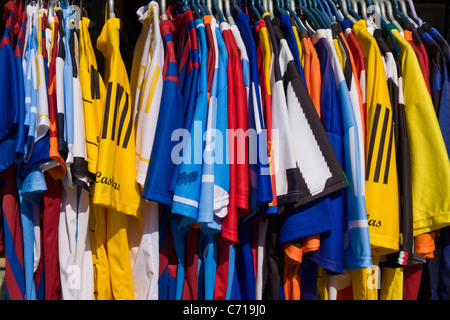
131,2 -> 164,186
94,17 -> 141,217
353,20 -> 399,256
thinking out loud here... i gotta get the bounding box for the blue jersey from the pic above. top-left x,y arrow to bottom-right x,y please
168,10 -> 200,193
212,20 -> 230,227
171,19 -> 208,231
142,12 -> 193,206
63,5 -> 74,175
321,28 -> 372,270
0,9 -> 26,300
309,36 -> 345,274
197,16 -> 219,231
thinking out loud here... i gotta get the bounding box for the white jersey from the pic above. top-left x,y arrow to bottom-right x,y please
131,2 -> 164,186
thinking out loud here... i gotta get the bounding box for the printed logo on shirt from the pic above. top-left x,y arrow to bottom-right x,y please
365,104 -> 394,185
101,82 -> 133,149
95,171 -> 120,190
176,171 -> 198,186
367,214 -> 382,228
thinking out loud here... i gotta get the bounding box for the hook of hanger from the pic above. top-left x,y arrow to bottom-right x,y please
266,0 -> 274,16
317,0 -> 336,22
324,0 -> 343,21
206,0 -> 213,15
285,0 -> 305,30
396,0 -> 418,27
107,0 -> 115,19
380,0 -> 403,31
249,0 -> 262,20
191,0 -> 202,18
232,0 -> 242,13
222,0 -> 234,23
367,2 -> 401,56
213,0 -> 225,22
390,0 -> 412,26
255,0 -> 266,15
339,0 -> 357,23
295,0 -> 321,30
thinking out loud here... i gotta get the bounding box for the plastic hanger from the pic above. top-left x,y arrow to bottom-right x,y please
223,0 -> 235,23
396,0 -> 418,27
232,0 -> 242,14
312,0 -> 331,27
324,0 -> 343,22
206,0 -> 213,15
405,0 -> 422,26
338,0 -> 357,23
213,0 -> 225,21
265,0 -> 274,16
191,0 -> 202,18
200,0 -> 211,15
248,0 -> 263,20
373,0 -> 388,22
352,0 -> 368,19
107,0 -> 115,19
296,0 -> 322,29
316,0 -> 335,23
305,0 -> 328,28
275,0 -> 287,15
285,0 -> 305,30
389,0 -> 412,26
366,0 -> 400,56
380,0 -> 403,31
317,0 -> 336,22
344,0 -> 362,21
255,0 -> 266,15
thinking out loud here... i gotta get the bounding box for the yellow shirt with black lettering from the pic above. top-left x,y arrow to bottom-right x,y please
94,18 -> 141,218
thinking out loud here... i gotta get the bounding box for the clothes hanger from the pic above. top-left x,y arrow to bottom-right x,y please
200,0 -> 211,15
265,0 -> 274,16
223,0 -> 235,23
380,0 -> 403,31
405,0 -> 422,26
324,0 -> 343,22
305,0 -> 329,28
373,0 -> 387,22
232,0 -> 242,14
338,0 -> 357,23
352,0 -> 368,19
248,0 -> 263,20
275,0 -> 288,16
206,0 -> 213,15
396,0 -> 418,27
389,0 -> 412,26
191,0 -> 202,18
366,0 -> 400,56
344,0 -> 362,21
296,0 -> 323,29
215,0 -> 227,21
274,0 -> 287,15
315,0 -> 334,24
284,0 -> 305,30
317,0 -> 336,22
107,0 -> 114,18
255,0 -> 266,15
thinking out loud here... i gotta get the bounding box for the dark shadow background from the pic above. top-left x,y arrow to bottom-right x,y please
0,0 -> 448,77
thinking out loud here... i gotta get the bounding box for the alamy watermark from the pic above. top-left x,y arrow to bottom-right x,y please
170,121 -> 279,176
